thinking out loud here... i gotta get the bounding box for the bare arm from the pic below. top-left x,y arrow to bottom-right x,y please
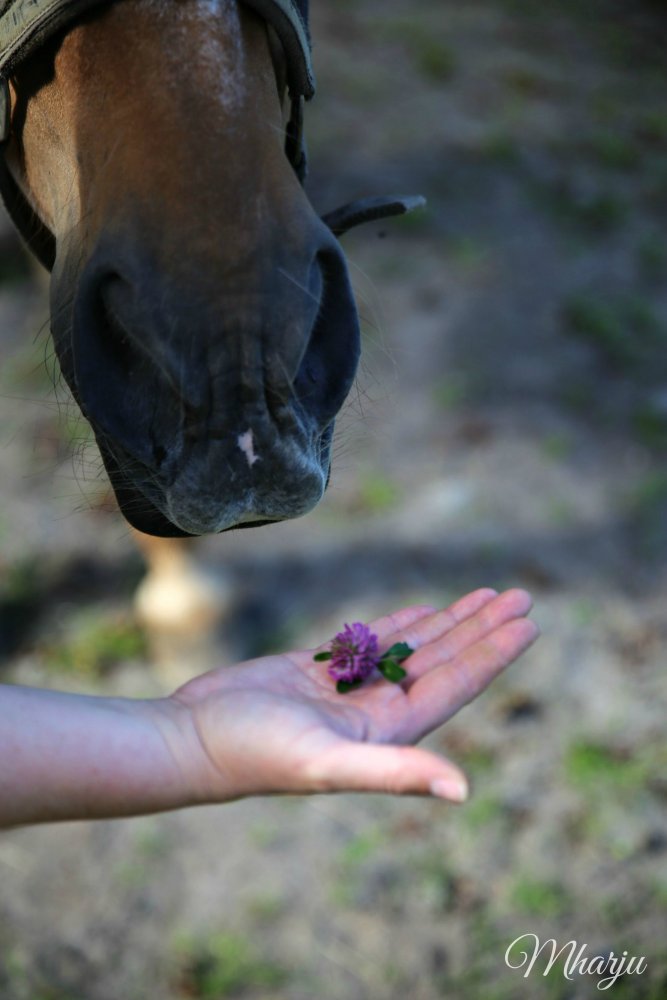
0,588 -> 539,828
0,686 -> 200,826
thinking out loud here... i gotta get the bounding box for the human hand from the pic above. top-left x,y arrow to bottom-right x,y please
171,588 -> 539,805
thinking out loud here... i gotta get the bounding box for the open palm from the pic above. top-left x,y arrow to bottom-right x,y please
173,588 -> 538,804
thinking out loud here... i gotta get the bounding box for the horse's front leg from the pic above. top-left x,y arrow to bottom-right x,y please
131,531 -> 233,687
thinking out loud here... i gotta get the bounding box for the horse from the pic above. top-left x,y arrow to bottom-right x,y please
0,0 -> 422,666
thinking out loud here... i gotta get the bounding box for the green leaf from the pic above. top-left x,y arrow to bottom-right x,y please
313,651 -> 333,661
378,661 -> 408,684
337,679 -> 364,694
381,642 -> 413,664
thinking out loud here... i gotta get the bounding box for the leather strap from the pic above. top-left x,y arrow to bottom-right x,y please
241,0 -> 313,101
322,194 -> 426,237
0,0 -> 425,270
0,140 -> 55,267
0,73 -> 8,138
0,0 -> 313,88
0,0 -> 315,266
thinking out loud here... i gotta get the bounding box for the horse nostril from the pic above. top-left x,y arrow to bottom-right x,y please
98,277 -> 141,378
70,264 -> 184,470
293,245 -> 360,427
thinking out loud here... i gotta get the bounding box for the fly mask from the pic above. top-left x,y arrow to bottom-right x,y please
0,0 -> 423,268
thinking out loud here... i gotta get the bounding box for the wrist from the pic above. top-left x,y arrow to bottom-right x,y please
149,693 -> 222,808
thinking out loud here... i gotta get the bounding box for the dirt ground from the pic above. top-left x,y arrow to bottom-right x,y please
1,0 -> 666,997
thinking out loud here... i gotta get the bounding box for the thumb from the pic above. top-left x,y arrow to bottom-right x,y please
302,742 -> 469,803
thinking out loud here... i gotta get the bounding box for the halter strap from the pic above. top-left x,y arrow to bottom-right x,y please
0,0 -> 314,135
0,0 -> 315,268
241,0 -> 313,180
0,0 -> 424,271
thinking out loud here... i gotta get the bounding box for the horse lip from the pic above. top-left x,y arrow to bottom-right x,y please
97,438 -> 192,537
95,423 -> 329,537
163,455 -> 326,534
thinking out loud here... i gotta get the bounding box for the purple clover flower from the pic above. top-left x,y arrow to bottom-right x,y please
314,622 -> 412,693
327,622 -> 380,685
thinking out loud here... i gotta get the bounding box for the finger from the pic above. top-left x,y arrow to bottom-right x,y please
404,589 -> 534,684
364,604 -> 438,644
405,618 -> 540,740
373,588 -> 499,651
302,741 -> 470,803
311,604 -> 437,659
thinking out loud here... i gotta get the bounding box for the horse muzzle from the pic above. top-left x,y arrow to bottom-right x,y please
51,220 -> 357,536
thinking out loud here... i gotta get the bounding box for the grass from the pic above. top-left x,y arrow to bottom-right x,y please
497,0 -> 543,13
0,247 -> 33,286
625,472 -> 667,553
329,826 -> 389,907
588,131 -> 641,171
562,297 -> 625,363
413,39 -> 456,83
242,618 -> 303,659
245,893 -> 287,924
628,471 -> 667,514
559,379 -> 595,414
42,612 -> 146,677
540,432 -> 572,462
562,293 -> 665,372
532,178 -> 627,235
461,794 -> 506,830
633,404 -> 667,450
338,826 -> 385,867
0,943 -> 88,1000
60,410 -> 96,450
378,19 -> 456,83
134,823 -> 170,859
571,598 -> 599,628
456,744 -> 497,778
0,558 -> 43,657
113,823 -> 171,887
510,877 -> 571,918
479,131 -> 521,166
2,557 -> 41,603
602,23 -> 648,70
546,497 -> 575,527
0,337 -> 56,395
433,376 -> 469,411
356,469 -> 401,513
560,291 -> 667,453
414,853 -> 458,913
643,167 -> 667,214
503,67 -> 552,99
446,235 -> 492,269
171,932 -> 291,999
564,739 -> 652,792
247,820 -> 283,849
638,234 -> 667,281
637,110 -> 667,145
114,859 -> 151,889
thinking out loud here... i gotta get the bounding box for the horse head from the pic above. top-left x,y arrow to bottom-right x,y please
0,0 -> 421,536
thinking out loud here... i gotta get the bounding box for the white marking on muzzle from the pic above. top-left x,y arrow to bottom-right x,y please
237,429 -> 260,467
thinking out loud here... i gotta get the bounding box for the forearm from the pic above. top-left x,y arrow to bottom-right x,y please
0,684 -> 204,827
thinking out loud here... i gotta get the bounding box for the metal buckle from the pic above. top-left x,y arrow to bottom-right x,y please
0,78 -> 9,143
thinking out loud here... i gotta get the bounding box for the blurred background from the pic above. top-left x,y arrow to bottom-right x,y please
1,0 -> 666,997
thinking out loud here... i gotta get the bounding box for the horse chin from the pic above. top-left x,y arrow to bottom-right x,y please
114,497 -> 282,538
98,432 -> 331,538
107,471 -> 303,539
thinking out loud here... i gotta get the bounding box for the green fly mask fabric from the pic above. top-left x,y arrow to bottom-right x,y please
0,0 -> 423,269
